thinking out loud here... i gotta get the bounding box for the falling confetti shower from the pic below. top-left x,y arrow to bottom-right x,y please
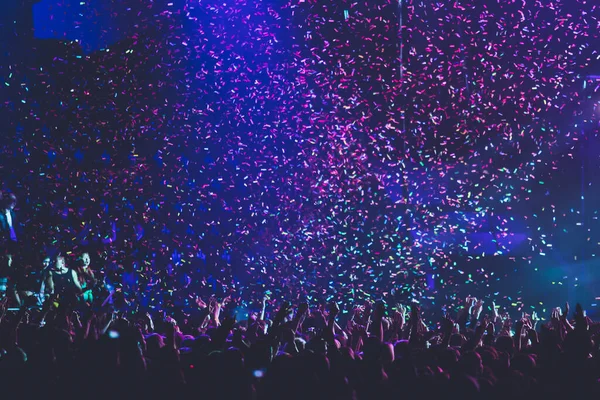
2,0 -> 600,309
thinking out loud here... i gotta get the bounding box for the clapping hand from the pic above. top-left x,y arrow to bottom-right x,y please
465,296 -> 477,311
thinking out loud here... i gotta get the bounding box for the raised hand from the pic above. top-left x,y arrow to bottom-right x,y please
514,318 -> 524,338
491,301 -> 500,322
397,304 -> 408,318
522,317 -> 533,332
485,319 -> 495,336
562,302 -> 570,319
408,302 -> 425,341
528,327 -> 539,344
208,296 -> 217,313
474,319 -> 488,339
550,307 -> 561,328
328,302 -> 340,318
274,301 -> 292,324
441,315 -> 455,335
195,296 -> 207,308
373,301 -> 386,319
574,303 -> 588,331
393,310 -> 405,330
410,302 -> 420,316
164,318 -> 178,349
472,299 -> 484,319
297,302 -> 309,317
501,315 -> 513,336
363,300 -> 373,318
72,310 -> 82,328
221,295 -> 231,306
164,315 -> 177,327
465,296 -> 476,310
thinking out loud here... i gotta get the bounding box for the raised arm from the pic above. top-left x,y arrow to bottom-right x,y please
328,302 -> 340,337
259,296 -> 267,322
370,301 -> 385,343
291,302 -> 309,333
388,305 -> 407,341
472,299 -> 485,322
408,303 -> 425,347
71,270 -> 83,292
